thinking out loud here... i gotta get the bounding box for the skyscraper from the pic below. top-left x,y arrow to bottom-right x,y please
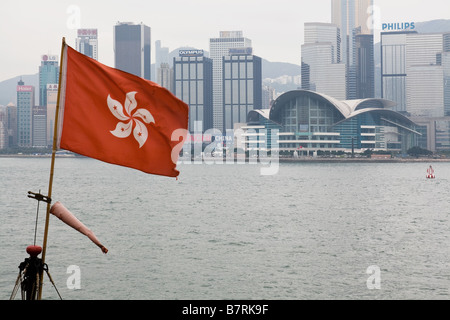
154,40 -> 170,83
301,23 -> 347,100
173,50 -> 213,132
32,106 -> 47,147
39,55 -> 59,107
46,84 -> 58,146
331,0 -> 374,99
407,65 -> 444,117
17,81 -> 35,147
5,103 -> 17,147
355,33 -> 374,98
406,33 -> 447,117
332,0 -> 373,36
381,31 -> 447,116
444,51 -> 450,116
223,48 -> 262,131
304,22 -> 341,63
381,31 -> 450,152
76,28 -> 98,60
0,105 -> 6,149
380,31 -> 411,113
210,31 -> 252,131
157,63 -> 173,92
114,22 -> 151,80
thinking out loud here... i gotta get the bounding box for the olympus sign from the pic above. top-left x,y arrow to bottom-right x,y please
179,50 -> 204,57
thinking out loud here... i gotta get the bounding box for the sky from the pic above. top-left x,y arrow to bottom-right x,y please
0,0 -> 449,82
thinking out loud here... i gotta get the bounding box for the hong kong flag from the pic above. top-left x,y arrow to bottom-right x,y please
56,42 -> 188,178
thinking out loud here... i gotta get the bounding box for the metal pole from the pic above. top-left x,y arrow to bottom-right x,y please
38,37 -> 66,300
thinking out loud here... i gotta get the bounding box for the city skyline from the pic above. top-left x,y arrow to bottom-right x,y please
1,0 -> 449,82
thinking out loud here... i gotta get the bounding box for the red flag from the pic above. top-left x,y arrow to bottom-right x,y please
56,43 -> 188,178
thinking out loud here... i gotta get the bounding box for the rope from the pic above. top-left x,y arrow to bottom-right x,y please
10,258 -> 63,300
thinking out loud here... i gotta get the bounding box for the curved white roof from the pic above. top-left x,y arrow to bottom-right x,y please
251,109 -> 271,119
310,91 -> 353,117
271,90 -> 399,120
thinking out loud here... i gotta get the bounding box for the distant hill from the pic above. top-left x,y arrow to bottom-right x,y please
414,19 -> 450,33
262,59 -> 301,79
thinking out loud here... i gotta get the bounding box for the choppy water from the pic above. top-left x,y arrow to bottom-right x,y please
1,157 -> 449,300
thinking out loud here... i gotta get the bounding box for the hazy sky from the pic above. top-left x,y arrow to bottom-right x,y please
0,0 -> 449,82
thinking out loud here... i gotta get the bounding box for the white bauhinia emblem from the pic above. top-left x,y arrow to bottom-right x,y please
107,92 -> 155,148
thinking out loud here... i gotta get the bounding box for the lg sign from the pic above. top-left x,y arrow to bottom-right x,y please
41,55 -> 58,62
382,22 -> 415,31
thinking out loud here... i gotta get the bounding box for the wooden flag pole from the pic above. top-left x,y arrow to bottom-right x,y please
38,37 -> 66,300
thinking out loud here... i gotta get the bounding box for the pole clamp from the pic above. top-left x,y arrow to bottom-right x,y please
28,191 -> 52,204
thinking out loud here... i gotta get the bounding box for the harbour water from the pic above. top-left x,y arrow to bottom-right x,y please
1,157 -> 449,300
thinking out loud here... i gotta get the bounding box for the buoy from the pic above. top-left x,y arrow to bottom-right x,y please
427,166 -> 435,179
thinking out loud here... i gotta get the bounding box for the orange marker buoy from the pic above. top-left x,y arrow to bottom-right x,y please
426,166 -> 435,179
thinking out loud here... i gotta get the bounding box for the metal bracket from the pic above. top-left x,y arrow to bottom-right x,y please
28,191 -> 52,204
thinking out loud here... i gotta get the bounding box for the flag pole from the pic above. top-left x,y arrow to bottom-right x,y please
38,37 -> 66,300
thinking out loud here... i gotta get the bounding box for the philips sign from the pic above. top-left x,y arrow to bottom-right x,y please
382,22 -> 415,31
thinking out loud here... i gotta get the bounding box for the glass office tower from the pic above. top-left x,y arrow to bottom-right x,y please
331,0 -> 374,99
173,50 -> 213,132
76,28 -> 98,60
39,55 -> 59,107
222,48 -> 262,131
382,31 -> 446,116
16,81 -> 35,147
381,31 -> 412,113
209,31 -> 252,130
302,23 -> 347,100
114,22 -> 151,80
32,106 -> 47,147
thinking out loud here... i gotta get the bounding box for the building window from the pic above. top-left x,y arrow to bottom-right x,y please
247,81 -> 254,104
240,80 -> 246,102
190,63 -> 197,78
247,63 -> 253,78
233,80 -> 239,104
240,62 -> 246,78
190,81 -> 197,105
